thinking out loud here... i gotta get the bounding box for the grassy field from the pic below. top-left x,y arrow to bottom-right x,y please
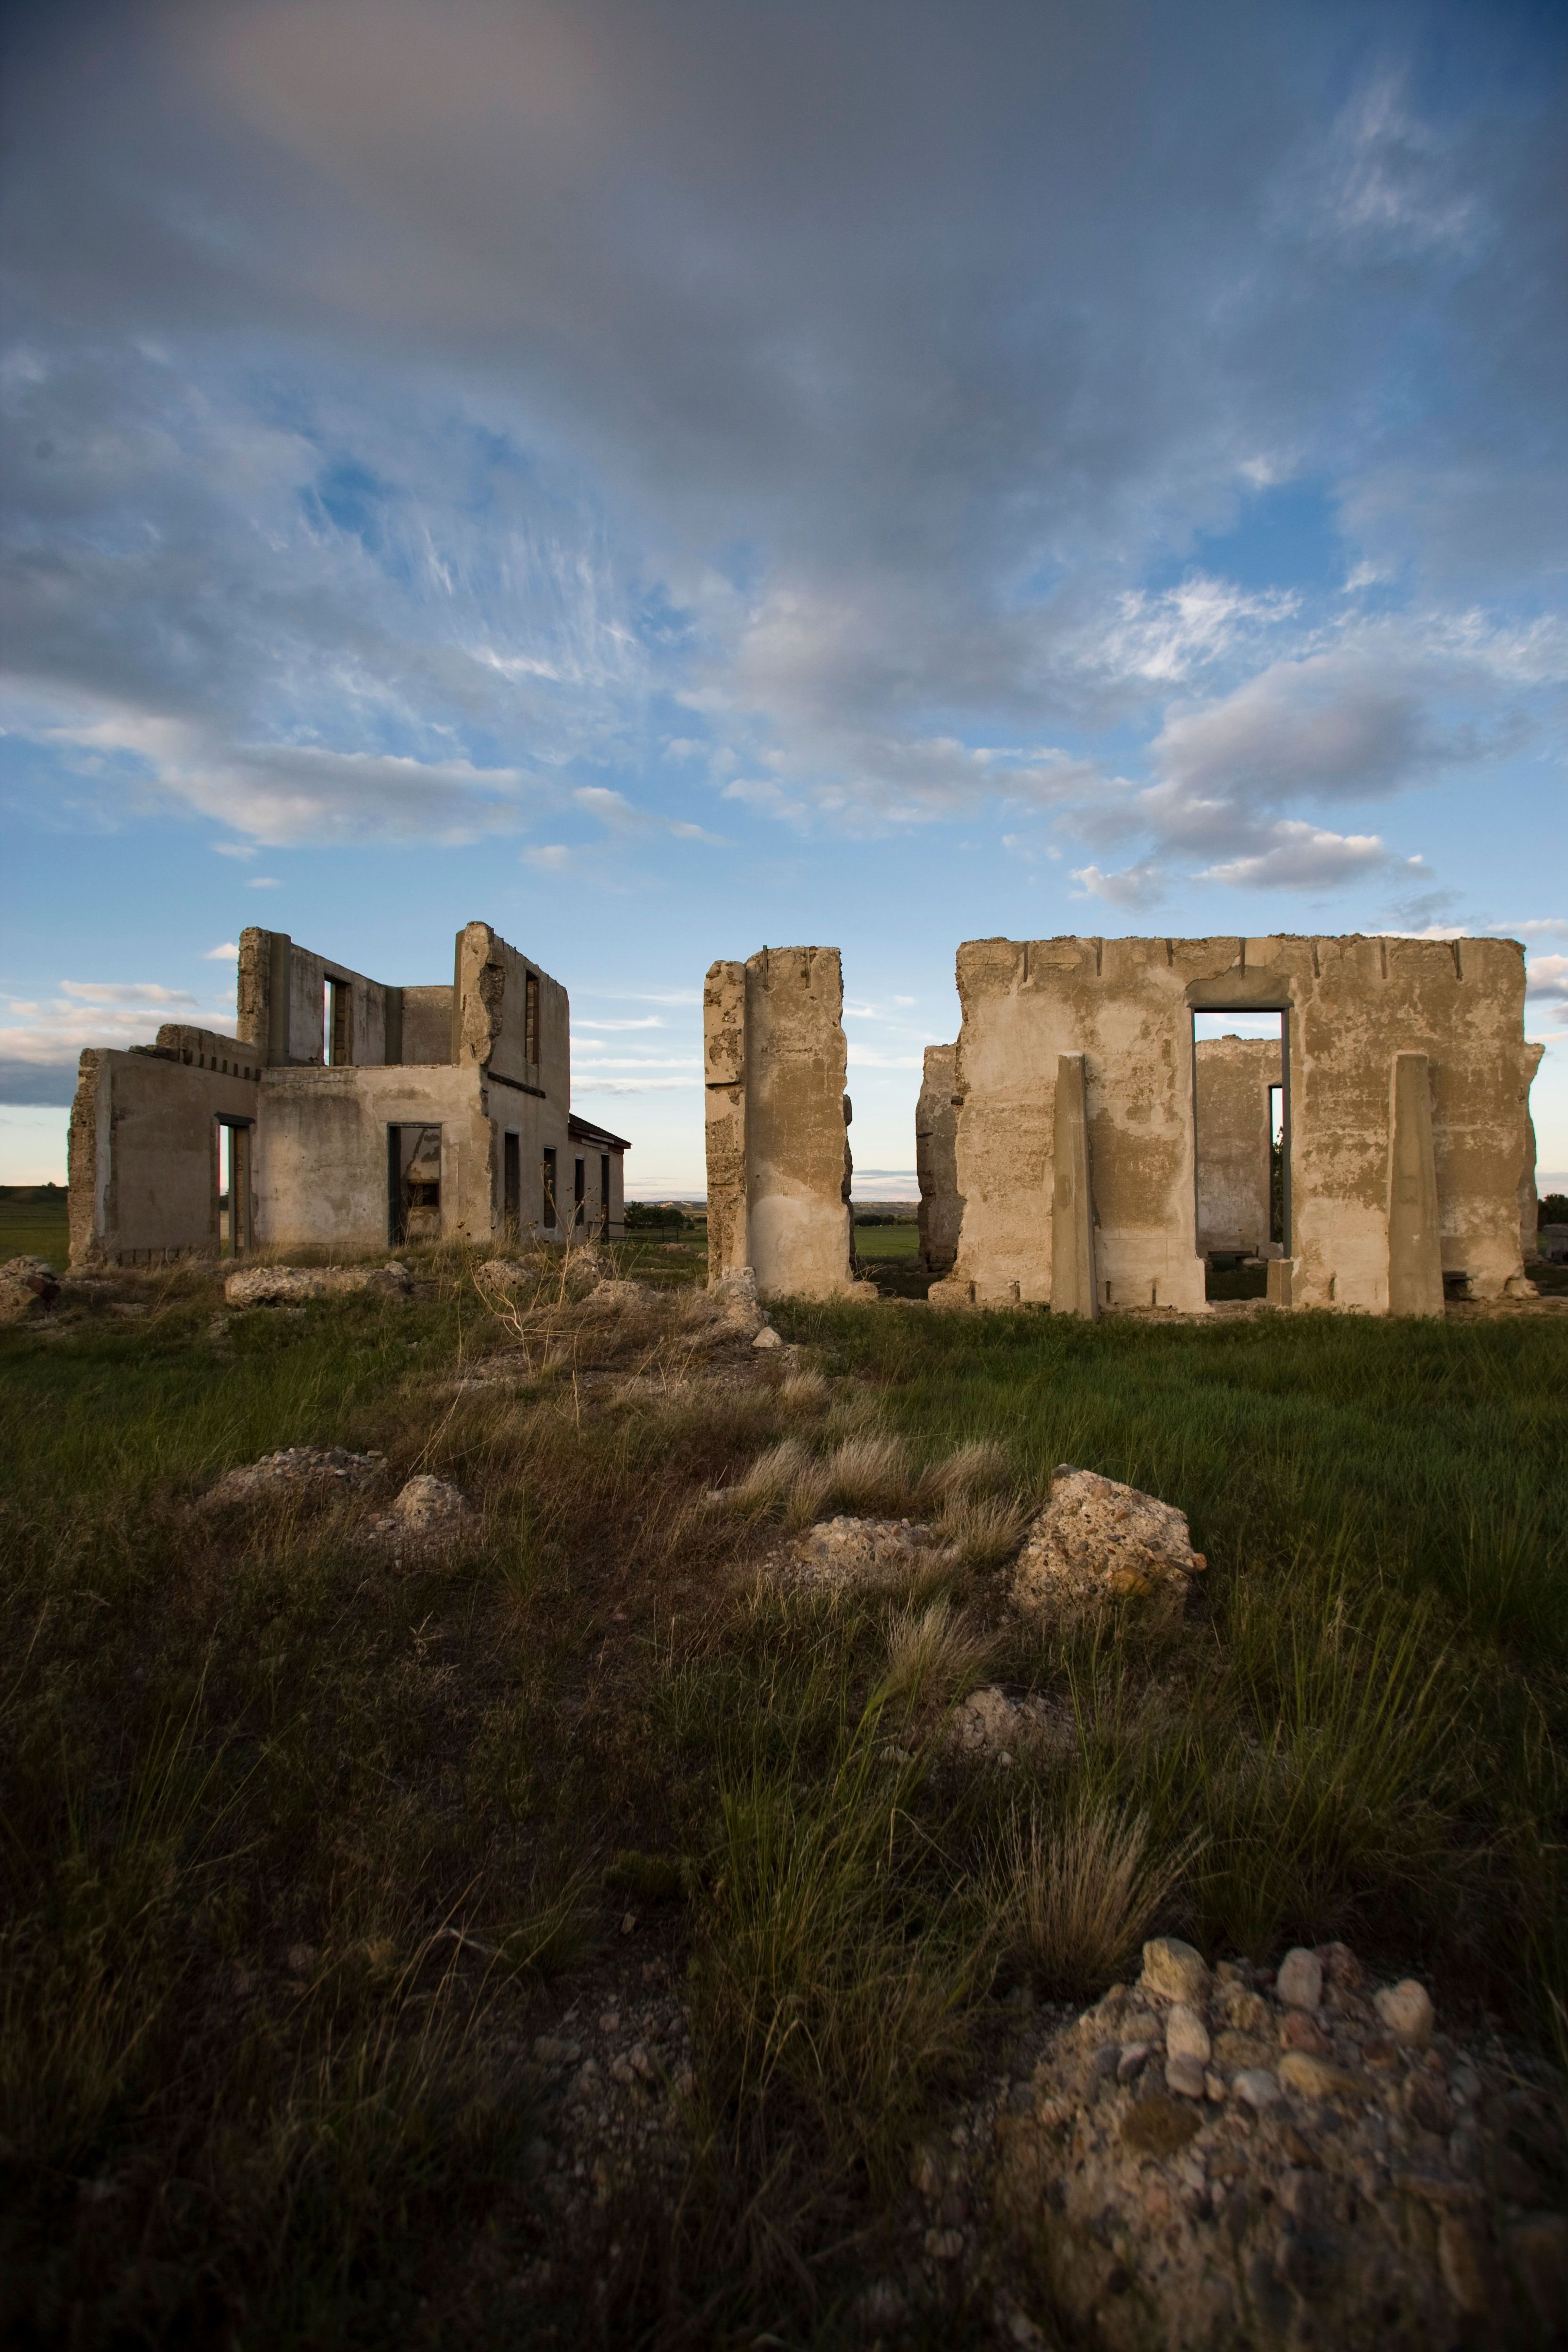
1,1247 -> 1565,2344
0,1187 -> 69,1265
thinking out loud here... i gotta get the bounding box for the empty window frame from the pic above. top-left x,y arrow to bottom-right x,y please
503,1131 -> 521,1234
326,976 -> 354,1066
574,1156 -> 586,1227
524,971 -> 540,1066
215,1117 -> 253,1257
542,1145 -> 558,1230
599,1152 -> 611,1239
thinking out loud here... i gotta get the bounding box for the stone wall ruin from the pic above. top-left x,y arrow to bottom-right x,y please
704,947 -> 874,1302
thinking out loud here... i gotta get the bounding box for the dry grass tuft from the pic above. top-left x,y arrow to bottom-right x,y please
822,1433 -> 909,1515
779,1369 -> 830,1414
921,1438 -> 1013,1501
991,1793 -> 1198,1997
878,1599 -> 996,1716
936,1490 -> 1030,1570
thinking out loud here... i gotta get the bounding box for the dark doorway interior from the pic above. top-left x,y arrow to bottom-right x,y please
599,1152 -> 610,1239
388,1124 -> 442,1245
503,1131 -> 521,1236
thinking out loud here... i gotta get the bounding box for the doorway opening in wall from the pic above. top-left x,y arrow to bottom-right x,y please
573,1156 -> 586,1230
388,1124 -> 442,1246
326,977 -> 353,1066
1192,1009 -> 1288,1302
542,1147 -> 558,1234
599,1153 -> 610,1240
503,1131 -> 521,1238
215,1117 -> 252,1256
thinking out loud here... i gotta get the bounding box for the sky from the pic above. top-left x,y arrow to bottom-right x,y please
2,0 -> 1566,1197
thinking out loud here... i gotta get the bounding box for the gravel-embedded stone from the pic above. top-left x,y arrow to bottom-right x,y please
1166,2003 -> 1211,2065
1012,1466 -> 1205,1620
1165,2053 -> 1206,2100
1374,1978 -> 1435,2047
1140,1936 -> 1212,2006
1123,2090 -> 1203,2155
1234,2067 -> 1283,2110
1276,1947 -> 1324,2011
1277,2050 -> 1364,2101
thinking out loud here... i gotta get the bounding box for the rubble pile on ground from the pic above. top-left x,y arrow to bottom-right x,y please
0,1256 -> 62,1325
906,1935 -> 1566,2348
944,1683 -> 1078,1768
362,1474 -> 480,1559
790,1515 -> 952,1588
223,1262 -> 412,1306
1013,1466 -> 1207,1621
205,1446 -> 387,1505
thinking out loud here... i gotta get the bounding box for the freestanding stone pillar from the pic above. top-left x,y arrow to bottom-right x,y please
1388,1051 -> 1444,1317
703,947 -> 872,1302
1050,1051 -> 1099,1319
915,1044 -> 962,1272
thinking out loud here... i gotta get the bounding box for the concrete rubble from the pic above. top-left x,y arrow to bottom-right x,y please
945,1684 -> 1078,1768
788,1516 -> 951,1587
914,1935 -> 1568,2349
1013,1467 -> 1207,1620
0,1255 -> 62,1325
362,1474 -> 480,1559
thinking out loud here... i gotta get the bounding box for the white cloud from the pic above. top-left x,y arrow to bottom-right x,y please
59,980 -> 200,1007
1197,822 -> 1389,891
205,942 -> 241,960
1071,860 -> 1167,909
1526,954 -> 1568,1005
1092,575 -> 1299,685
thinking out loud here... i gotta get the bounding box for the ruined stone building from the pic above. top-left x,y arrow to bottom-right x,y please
925,934 -> 1540,1316
712,931 -> 1542,1319
68,922 -> 628,1267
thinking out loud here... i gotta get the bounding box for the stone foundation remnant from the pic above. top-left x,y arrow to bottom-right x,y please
68,922 -> 630,1269
703,947 -> 873,1302
922,933 -> 1541,1317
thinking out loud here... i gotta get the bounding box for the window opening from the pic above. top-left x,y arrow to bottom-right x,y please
600,1152 -> 611,1240
525,971 -> 540,1065
1192,1009 -> 1286,1303
542,1146 -> 558,1230
503,1131 -> 521,1235
326,977 -> 353,1066
574,1156 -> 586,1227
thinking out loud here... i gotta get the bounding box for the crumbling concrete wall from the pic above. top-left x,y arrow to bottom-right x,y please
703,947 -> 864,1301
236,929 -> 393,1067
930,934 -> 1537,1315
915,1044 -> 963,1272
1195,1035 -> 1281,1257
68,1047 -> 260,1268
450,922 -> 570,1100
253,1065 -> 500,1253
399,986 -> 454,1064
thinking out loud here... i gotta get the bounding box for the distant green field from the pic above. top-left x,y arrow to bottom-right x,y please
851,1220 -> 919,1258
0,1194 -> 69,1267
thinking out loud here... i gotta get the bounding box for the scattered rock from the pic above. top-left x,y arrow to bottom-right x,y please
947,1684 -> 1077,1766
0,1255 -> 60,1324
1276,1946 -> 1324,2011
581,1279 -> 655,1313
1141,1936 -> 1212,2007
1374,1978 -> 1434,2047
1234,2065 -> 1283,2110
474,1259 -> 532,1292
206,1446 -> 386,1506
1277,2050 -> 1363,2101
362,1474 -> 480,1559
1013,1466 -> 1205,1620
705,1267 -> 763,1336
752,1325 -> 783,1350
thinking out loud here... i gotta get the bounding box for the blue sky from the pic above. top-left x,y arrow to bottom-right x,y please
3,0 -> 1566,1195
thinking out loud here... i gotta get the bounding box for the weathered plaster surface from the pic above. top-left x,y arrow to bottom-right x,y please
703,947 -> 861,1301
915,1045 -> 962,1272
929,934 -> 1536,1316
1194,1035 -> 1281,1256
